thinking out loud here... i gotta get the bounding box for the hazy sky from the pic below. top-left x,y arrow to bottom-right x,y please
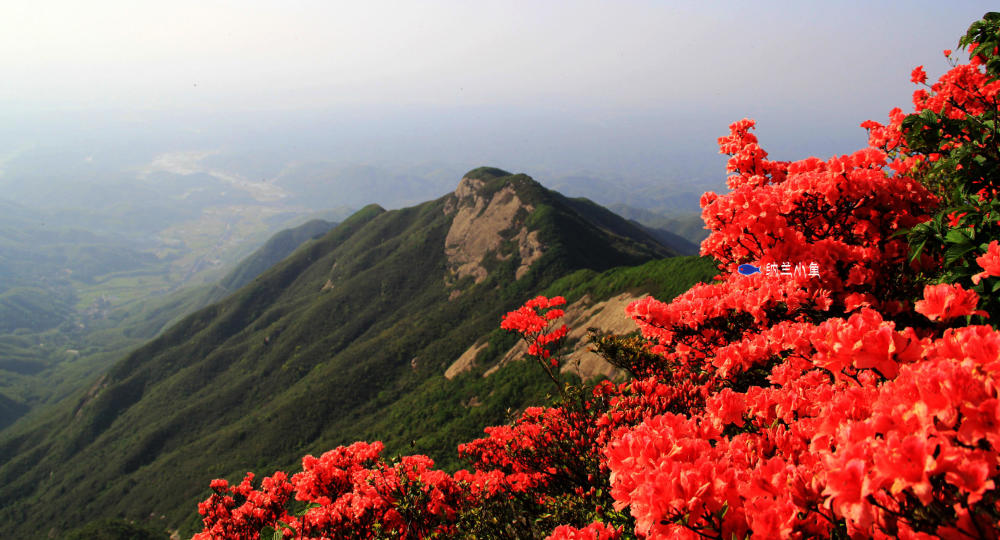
3,1 -> 992,111
1,1 -> 997,190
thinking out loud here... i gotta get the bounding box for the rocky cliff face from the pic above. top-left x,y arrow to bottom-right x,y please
443,175 -> 545,297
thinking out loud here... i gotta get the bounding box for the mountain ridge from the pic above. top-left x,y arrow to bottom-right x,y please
0,169 -> 707,537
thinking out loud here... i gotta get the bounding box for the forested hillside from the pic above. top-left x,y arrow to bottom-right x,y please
0,169 -> 715,537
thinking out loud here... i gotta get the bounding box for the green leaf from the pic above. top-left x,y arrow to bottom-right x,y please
295,502 -> 321,517
908,238 -> 928,263
891,227 -> 912,239
945,243 -> 978,266
945,228 -> 974,246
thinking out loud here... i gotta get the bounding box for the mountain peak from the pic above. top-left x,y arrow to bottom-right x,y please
462,166 -> 513,181
452,175 -> 488,202
450,167 -> 532,201
443,168 -> 543,296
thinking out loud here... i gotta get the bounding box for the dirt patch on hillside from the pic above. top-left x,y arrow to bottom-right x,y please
448,292 -> 642,381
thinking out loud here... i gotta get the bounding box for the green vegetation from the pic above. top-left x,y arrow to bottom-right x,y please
0,171 -> 714,538
543,255 -> 718,304
0,286 -> 74,333
607,204 -> 709,245
461,166 -> 513,181
216,219 -> 336,294
63,518 -> 170,540
0,217 -> 339,435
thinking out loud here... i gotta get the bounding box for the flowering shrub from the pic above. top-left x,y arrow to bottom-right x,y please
195,472 -> 294,540
195,442 -> 471,539
194,14 -> 1000,539
500,295 -> 569,392
546,522 -> 622,540
599,14 -> 1000,538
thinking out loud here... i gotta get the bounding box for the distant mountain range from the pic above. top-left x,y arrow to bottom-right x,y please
607,203 -> 709,251
0,168 -> 717,538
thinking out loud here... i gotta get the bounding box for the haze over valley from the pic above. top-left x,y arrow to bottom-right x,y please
1,2 -> 998,538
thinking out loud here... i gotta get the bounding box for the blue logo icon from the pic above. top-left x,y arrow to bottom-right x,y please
737,263 -> 761,276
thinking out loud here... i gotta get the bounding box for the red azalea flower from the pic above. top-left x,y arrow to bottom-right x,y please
546,522 -> 622,540
946,211 -> 967,227
914,283 -> 987,321
972,240 -> 1000,284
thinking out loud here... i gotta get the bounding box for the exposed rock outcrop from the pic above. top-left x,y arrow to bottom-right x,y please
442,174 -> 546,296
444,340 -> 488,379
446,292 -> 642,381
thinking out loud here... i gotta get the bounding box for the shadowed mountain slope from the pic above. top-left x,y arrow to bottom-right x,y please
216,219 -> 337,295
0,169 -> 708,537
0,217 -> 340,436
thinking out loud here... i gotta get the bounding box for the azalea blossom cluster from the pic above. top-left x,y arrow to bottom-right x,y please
596,27 -> 1000,538
196,441 -> 472,539
700,118 -> 937,312
499,295 -> 571,393
604,313 -> 1000,538
501,295 -> 569,366
194,15 -> 1000,539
